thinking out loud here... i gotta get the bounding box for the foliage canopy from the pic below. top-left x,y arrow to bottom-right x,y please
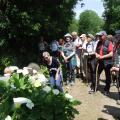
78,10 -> 104,35
0,0 -> 79,70
103,0 -> 120,34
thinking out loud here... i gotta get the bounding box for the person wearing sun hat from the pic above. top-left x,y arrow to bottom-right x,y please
60,33 -> 76,85
95,30 -> 113,96
64,33 -> 72,37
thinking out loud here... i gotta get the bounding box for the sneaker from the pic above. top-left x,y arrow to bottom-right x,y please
70,81 -> 75,86
88,89 -> 94,94
66,80 -> 69,85
117,100 -> 120,105
104,91 -> 109,96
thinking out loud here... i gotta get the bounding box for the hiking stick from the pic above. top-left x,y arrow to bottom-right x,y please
85,55 -> 88,85
116,71 -> 120,100
95,62 -> 99,92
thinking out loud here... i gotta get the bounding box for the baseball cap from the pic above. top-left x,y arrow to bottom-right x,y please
97,31 -> 107,36
87,34 -> 95,39
64,33 -> 72,38
80,34 -> 86,38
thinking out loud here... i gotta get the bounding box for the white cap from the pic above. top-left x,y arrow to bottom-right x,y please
64,33 -> 72,38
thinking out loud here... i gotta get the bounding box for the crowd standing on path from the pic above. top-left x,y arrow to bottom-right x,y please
40,30 -> 120,104
1,30 -> 120,105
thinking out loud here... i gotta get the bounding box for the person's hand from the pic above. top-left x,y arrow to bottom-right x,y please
111,67 -> 119,72
64,57 -> 69,63
78,47 -> 83,50
96,54 -> 101,59
55,74 -> 59,80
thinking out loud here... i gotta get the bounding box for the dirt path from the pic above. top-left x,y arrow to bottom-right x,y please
64,72 -> 120,120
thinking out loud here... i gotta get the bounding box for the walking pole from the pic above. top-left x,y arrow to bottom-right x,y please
85,54 -> 89,86
95,61 -> 99,92
80,49 -> 83,80
116,71 -> 120,102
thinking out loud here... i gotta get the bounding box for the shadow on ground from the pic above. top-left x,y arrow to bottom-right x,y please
101,105 -> 120,120
97,80 -> 120,101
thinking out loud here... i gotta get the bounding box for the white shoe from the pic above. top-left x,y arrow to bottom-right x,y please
88,89 -> 94,94
117,100 -> 120,105
70,81 -> 75,86
66,80 -> 69,85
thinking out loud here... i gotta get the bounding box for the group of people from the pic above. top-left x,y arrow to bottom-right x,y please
41,30 -> 120,104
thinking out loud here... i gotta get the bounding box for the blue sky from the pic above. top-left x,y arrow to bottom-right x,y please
74,0 -> 104,19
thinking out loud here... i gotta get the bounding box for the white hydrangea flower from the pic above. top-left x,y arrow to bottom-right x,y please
26,102 -> 34,110
37,74 -> 48,83
11,84 -> 16,89
42,86 -> 51,93
52,89 -> 59,95
13,97 -> 34,109
9,66 -> 19,71
5,115 -> 12,120
17,69 -> 23,74
22,69 -> 29,75
34,80 -> 41,87
4,73 -> 11,77
33,69 -> 38,75
65,93 -> 73,100
17,69 -> 29,76
69,99 -> 75,102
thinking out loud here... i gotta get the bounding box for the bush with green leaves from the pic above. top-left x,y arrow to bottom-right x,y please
0,71 -> 80,120
0,55 -> 16,74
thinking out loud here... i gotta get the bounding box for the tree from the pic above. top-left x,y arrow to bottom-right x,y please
68,17 -> 79,33
78,10 -> 104,35
0,0 -> 82,70
103,0 -> 120,34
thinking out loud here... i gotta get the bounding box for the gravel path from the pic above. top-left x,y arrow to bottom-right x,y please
64,72 -> 120,120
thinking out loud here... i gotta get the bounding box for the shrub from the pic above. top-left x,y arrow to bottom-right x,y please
0,55 -> 16,74
0,71 -> 80,120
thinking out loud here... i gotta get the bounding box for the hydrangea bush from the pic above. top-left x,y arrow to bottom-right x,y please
0,69 -> 80,120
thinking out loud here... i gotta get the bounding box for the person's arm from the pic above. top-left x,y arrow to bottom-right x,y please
66,43 -> 76,60
53,58 -> 61,80
66,51 -> 75,60
101,51 -> 113,59
61,51 -> 66,60
111,66 -> 119,72
55,67 -> 60,80
95,52 -> 101,59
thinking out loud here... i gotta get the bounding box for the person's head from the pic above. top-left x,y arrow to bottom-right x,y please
86,34 -> 94,42
58,38 -> 64,45
95,33 -> 100,40
43,51 -> 51,62
97,31 -> 107,41
107,35 -> 113,42
80,34 -> 86,42
115,30 -> 120,41
64,33 -> 72,42
71,31 -> 78,40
